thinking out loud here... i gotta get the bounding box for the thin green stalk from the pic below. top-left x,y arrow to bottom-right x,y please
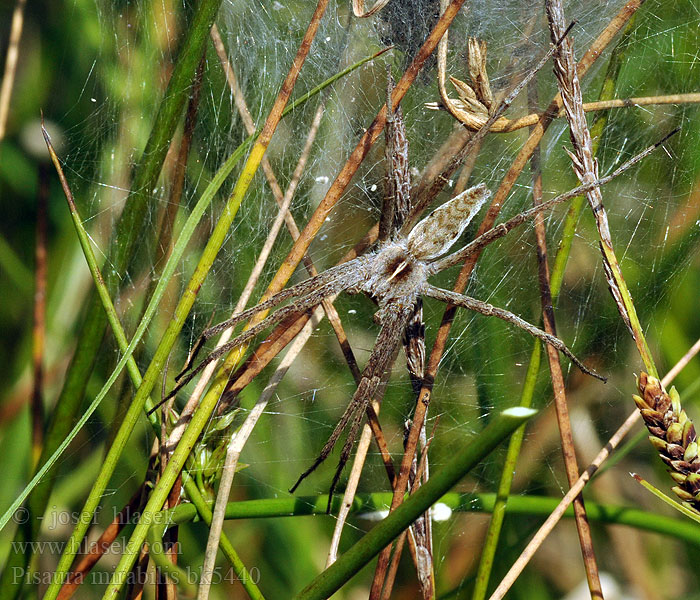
146,525 -> 198,597
294,408 -> 536,600
40,46 -> 378,600
471,16 -> 639,600
155,478 -> 266,600
0,3 -> 226,598
100,4 -> 331,596
0,125 -> 160,536
632,474 -> 700,525
38,128 -> 262,600
154,492 -> 700,548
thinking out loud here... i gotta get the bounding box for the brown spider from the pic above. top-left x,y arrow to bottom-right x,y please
160,76 -> 609,507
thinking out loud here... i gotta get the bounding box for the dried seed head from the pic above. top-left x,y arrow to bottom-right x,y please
467,38 -> 493,111
636,373 -> 700,512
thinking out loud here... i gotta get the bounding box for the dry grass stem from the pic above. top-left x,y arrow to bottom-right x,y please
572,407 -> 662,600
198,305 -> 326,600
488,337 -> 700,600
0,0 -> 27,140
427,93 -> 700,133
380,421 -> 437,600
542,3 -> 605,594
31,166 -> 48,466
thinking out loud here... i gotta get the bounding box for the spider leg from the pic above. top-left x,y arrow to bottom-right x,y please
288,374 -> 381,494
423,284 -> 606,382
289,304 -> 414,506
148,265 -> 363,415
403,298 -> 425,396
379,68 -> 411,243
177,260 -> 362,377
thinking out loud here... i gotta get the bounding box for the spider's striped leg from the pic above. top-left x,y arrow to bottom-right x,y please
178,260 -> 363,377
149,265 -> 364,415
379,71 -> 411,243
289,303 -> 415,509
401,298 -> 434,599
422,284 -> 606,382
403,298 -> 425,396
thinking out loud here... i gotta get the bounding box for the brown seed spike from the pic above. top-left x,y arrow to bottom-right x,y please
636,373 -> 700,512
407,184 -> 490,260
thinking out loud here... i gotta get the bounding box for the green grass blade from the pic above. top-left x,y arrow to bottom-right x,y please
0,2 -> 226,597
156,492 -> 700,548
632,473 -> 700,525
294,408 -> 537,600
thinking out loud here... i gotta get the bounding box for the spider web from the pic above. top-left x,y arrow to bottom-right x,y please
3,0 -> 700,596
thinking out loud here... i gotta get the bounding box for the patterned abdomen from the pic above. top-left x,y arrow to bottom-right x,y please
406,183 -> 490,259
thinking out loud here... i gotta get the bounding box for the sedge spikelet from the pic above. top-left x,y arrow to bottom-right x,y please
635,373 -> 700,512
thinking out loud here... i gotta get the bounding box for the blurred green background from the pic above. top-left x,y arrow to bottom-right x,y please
1,0 -> 700,598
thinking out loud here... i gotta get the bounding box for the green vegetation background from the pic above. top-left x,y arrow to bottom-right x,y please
0,0 -> 699,598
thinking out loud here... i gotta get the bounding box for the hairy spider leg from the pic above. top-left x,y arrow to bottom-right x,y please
178,261 -> 363,379
422,284 -> 605,382
289,304 -> 415,509
149,261 -> 365,415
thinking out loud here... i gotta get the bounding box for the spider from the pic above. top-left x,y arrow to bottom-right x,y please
162,77 -> 606,505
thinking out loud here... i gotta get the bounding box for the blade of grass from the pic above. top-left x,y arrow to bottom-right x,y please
99,3 -> 331,597
0,2 -> 225,596
293,407 -> 537,600
632,474 -> 700,525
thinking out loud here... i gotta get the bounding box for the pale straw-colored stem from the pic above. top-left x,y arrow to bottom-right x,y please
197,305 -> 325,599
0,0 -> 27,140
488,336 -> 700,600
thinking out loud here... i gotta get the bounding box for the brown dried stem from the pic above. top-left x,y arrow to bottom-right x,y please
57,487 -> 144,600
530,77 -> 602,598
31,165 -> 49,466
